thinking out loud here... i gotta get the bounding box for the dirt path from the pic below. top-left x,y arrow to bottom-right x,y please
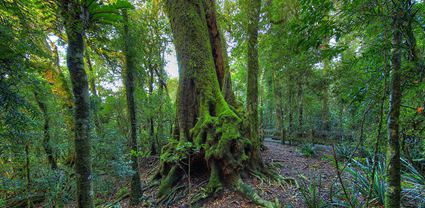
195,142 -> 337,208
120,141 -> 338,207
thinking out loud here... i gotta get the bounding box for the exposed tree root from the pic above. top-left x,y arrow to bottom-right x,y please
249,164 -> 298,188
233,176 -> 280,208
158,182 -> 188,206
156,83 -> 282,207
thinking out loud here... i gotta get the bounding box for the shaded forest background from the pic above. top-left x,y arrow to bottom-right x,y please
1,0 -> 424,207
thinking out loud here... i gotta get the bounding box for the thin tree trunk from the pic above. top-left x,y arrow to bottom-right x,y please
148,67 -> 157,155
34,92 -> 57,170
59,1 -> 94,207
272,70 -> 285,144
322,55 -> 331,132
45,39 -> 75,166
385,1 -> 403,207
85,47 -> 101,135
246,0 -> 261,161
122,9 -> 143,205
366,39 -> 388,207
339,103 -> 343,131
156,84 -> 164,151
297,79 -> 303,131
259,71 -> 264,130
288,79 -> 294,143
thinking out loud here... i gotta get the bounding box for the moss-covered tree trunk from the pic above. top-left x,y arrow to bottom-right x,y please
385,1 -> 403,207
59,1 -> 94,207
246,0 -> 262,163
122,9 -> 143,205
160,0 -> 274,206
205,0 -> 238,106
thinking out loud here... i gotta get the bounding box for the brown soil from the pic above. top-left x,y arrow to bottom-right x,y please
118,141 -> 338,208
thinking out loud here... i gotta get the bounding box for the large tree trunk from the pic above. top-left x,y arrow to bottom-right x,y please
59,1 -> 94,207
122,9 -> 143,205
385,2 -> 403,207
160,0 -> 273,206
34,92 -> 57,170
246,0 -> 262,163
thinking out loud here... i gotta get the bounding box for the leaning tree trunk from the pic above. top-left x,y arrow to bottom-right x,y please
159,0 -> 274,207
122,9 -> 143,205
84,47 -> 101,135
59,1 -> 94,207
34,92 -> 57,170
44,40 -> 75,166
385,1 -> 403,207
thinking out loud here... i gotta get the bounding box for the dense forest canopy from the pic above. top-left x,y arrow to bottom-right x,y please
1,0 -> 424,207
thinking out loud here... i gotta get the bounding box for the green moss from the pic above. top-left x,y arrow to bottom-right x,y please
205,161 -> 223,194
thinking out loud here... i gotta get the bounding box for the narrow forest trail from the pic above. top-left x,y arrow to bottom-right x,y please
195,141 -> 337,207
117,140 -> 338,208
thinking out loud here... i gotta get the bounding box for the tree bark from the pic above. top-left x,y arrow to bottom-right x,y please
385,2 -> 403,207
297,79 -> 303,131
288,78 -> 294,142
59,0 -> 94,207
246,0 -> 262,162
160,1 -> 273,206
122,9 -> 143,205
148,67 -> 157,155
204,0 -> 238,106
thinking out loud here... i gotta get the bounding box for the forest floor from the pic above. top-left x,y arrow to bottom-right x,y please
116,140 -> 339,208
